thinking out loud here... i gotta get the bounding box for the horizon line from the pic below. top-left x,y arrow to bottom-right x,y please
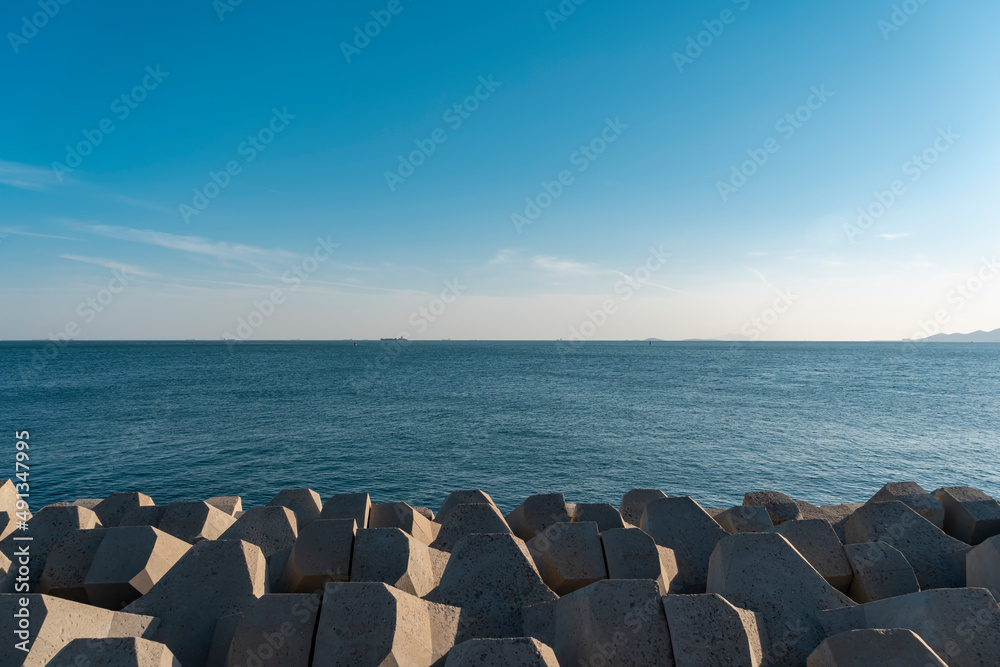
0,338 -> 980,344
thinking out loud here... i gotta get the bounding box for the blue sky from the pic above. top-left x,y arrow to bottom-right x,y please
2,0 -> 999,340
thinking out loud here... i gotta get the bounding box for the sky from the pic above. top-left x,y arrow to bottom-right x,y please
2,0 -> 999,341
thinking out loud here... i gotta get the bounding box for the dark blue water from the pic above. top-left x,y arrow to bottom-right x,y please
2,341 -> 997,512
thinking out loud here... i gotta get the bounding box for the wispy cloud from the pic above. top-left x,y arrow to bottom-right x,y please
878,232 -> 911,241
531,255 -> 598,274
0,160 -> 61,191
610,270 -> 687,295
489,249 -> 516,265
783,254 -> 845,268
100,193 -> 174,214
0,227 -> 82,241
59,254 -> 158,278
907,254 -> 935,269
308,278 -> 427,295
82,224 -> 296,265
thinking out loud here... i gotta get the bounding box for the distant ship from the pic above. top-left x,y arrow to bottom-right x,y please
380,337 -> 407,342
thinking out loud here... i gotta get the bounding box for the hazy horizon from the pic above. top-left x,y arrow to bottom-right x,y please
3,2 -> 999,342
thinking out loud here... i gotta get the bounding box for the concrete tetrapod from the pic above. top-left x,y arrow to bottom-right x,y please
40,528 -> 108,603
429,502 -> 513,553
282,518 -> 356,594
523,579 -> 674,667
219,506 -> 298,557
156,501 -> 235,543
206,496 -> 243,516
0,505 -> 101,592
868,481 -> 945,528
93,493 -> 155,528
662,593 -> 764,667
932,486 -> 1000,545
571,502 -> 626,532
620,488 -> 667,527
743,490 -> 801,525
601,526 -> 681,595
706,532 -> 855,667
966,534 -> 1000,600
49,637 -> 180,667
843,500 -> 970,589
123,539 -> 266,667
445,637 -> 559,666
0,479 -> 29,541
313,581 -> 461,666
817,588 -> 1000,667
437,489 -> 496,521
806,628 -> 947,667
320,492 -> 371,528
119,506 -> 167,529
84,526 -> 191,610
369,501 -> 439,545
413,506 -> 435,521
769,519 -> 853,592
526,520 -> 607,595
351,527 -> 446,597
795,502 -> 864,542
640,496 -> 727,593
0,513 -> 13,545
223,594 -> 321,667
267,488 -> 322,528
427,532 -> 557,640
843,542 -> 919,603
506,493 -> 571,541
0,593 -> 159,667
715,505 -> 773,534
205,612 -> 242,667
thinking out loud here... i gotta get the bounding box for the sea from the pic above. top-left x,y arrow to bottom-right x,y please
2,341 -> 997,513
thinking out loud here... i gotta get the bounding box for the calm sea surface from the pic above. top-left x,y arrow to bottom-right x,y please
2,341 -> 997,512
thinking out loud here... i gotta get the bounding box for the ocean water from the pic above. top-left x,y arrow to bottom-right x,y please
2,341 -> 998,513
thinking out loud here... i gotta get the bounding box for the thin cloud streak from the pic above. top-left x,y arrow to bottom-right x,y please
59,254 -> 159,278
610,270 -> 687,295
0,160 -> 60,191
82,224 -> 297,265
0,227 -> 82,241
531,255 -> 598,274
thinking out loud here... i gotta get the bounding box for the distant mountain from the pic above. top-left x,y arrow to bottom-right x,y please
915,328 -> 1000,343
